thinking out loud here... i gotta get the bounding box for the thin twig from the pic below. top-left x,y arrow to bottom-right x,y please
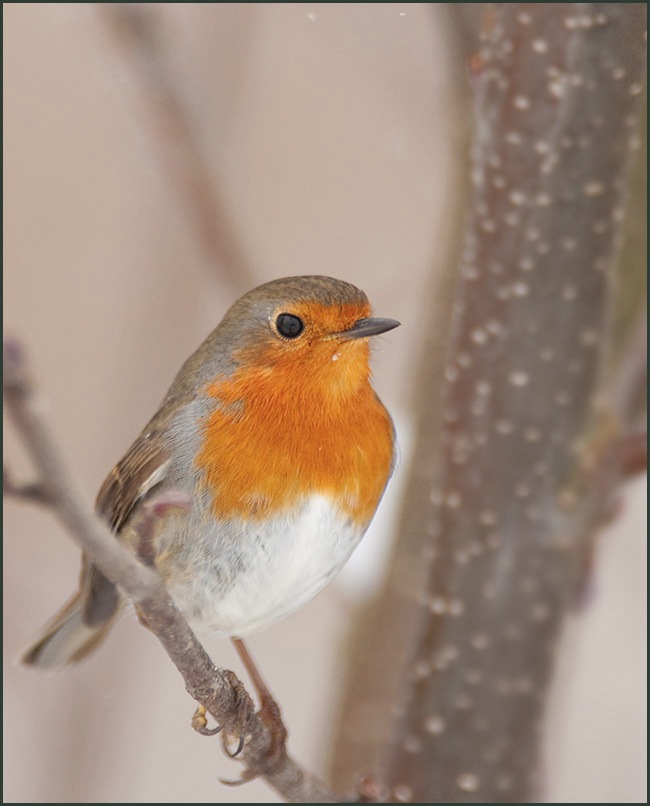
96,4 -> 255,292
4,338 -> 336,803
3,467 -> 51,505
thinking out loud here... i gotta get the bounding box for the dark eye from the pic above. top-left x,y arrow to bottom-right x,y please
276,313 -> 304,339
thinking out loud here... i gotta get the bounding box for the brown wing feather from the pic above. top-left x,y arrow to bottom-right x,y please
95,431 -> 171,532
81,428 -> 171,625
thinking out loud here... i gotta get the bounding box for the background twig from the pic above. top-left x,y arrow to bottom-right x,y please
97,4 -> 255,292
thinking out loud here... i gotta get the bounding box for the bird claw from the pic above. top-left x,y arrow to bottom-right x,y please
221,731 -> 246,758
216,706 -> 285,785
191,705 -> 223,737
218,767 -> 259,787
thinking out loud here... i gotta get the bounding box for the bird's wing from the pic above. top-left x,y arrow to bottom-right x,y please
80,428 -> 172,625
95,430 -> 172,533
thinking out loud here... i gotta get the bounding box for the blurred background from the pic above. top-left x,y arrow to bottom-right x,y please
3,4 -> 645,802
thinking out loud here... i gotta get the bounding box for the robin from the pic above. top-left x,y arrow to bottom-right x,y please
23,275 -> 399,669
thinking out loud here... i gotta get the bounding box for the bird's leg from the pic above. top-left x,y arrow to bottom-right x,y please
231,637 -> 275,706
231,637 -> 287,756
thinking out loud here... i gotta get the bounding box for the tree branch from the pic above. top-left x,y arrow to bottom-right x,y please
96,3 -> 255,292
375,4 -> 646,802
4,338 -> 336,803
3,466 -> 51,505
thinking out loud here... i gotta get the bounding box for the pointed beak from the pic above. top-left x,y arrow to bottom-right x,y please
335,317 -> 401,341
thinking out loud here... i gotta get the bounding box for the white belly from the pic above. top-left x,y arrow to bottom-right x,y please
158,494 -> 365,638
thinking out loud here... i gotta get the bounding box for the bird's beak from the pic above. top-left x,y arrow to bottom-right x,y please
335,317 -> 401,341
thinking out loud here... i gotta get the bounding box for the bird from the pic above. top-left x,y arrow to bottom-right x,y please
23,275 -> 399,671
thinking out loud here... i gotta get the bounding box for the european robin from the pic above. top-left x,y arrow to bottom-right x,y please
23,275 -> 399,668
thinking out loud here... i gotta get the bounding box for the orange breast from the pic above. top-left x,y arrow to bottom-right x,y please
195,343 -> 394,526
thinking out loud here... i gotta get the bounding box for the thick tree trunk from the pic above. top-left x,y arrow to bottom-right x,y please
331,4 -> 646,803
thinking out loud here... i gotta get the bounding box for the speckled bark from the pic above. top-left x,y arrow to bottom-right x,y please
381,4 -> 646,803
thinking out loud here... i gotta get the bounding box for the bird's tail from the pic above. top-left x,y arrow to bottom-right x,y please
22,592 -> 120,669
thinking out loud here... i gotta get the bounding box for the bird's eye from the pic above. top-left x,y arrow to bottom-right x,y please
275,313 -> 304,339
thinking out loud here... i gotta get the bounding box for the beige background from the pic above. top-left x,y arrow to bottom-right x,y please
4,4 -> 646,802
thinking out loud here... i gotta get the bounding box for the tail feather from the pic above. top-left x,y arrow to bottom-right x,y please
22,593 -> 120,669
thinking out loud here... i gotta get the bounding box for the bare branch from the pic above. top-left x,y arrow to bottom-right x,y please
3,466 -> 51,505
4,338 -> 336,803
96,4 -> 255,292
